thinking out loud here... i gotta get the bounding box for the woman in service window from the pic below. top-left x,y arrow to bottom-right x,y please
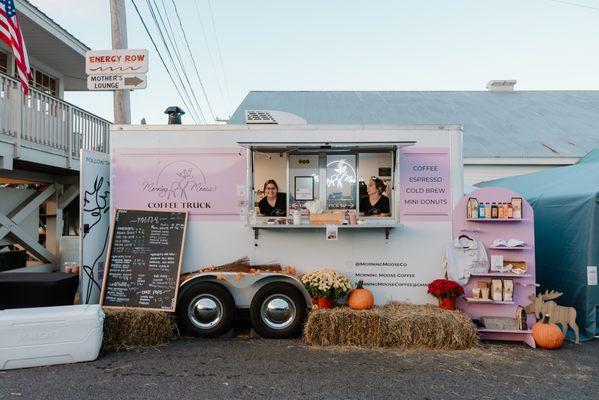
360,177 -> 391,217
258,179 -> 287,216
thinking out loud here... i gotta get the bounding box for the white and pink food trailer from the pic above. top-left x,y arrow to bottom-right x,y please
105,124 -> 464,337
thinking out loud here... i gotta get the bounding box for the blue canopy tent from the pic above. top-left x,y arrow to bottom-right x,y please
478,149 -> 599,341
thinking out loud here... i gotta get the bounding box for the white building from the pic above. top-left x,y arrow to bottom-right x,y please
227,84 -> 599,185
0,0 -> 109,270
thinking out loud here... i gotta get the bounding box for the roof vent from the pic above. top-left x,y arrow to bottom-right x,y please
246,110 -> 277,124
245,110 -> 307,125
486,80 -> 517,92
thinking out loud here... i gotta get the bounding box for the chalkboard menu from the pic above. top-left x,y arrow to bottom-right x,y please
101,209 -> 188,311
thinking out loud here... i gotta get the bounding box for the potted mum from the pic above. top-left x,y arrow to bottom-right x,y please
427,278 -> 464,310
301,268 -> 352,309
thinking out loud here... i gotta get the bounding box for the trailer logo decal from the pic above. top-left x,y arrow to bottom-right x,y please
113,148 -> 247,221
142,161 -> 217,200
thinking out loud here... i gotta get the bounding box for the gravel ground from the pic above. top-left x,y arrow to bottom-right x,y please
1,338 -> 597,400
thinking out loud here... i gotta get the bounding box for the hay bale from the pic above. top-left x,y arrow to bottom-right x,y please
304,307 -> 386,347
103,309 -> 178,351
380,302 -> 478,350
303,302 -> 478,350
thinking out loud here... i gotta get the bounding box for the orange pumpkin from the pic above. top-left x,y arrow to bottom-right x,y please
348,280 -> 374,310
532,316 -> 564,349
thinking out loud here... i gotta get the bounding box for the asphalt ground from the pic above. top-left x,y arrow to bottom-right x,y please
1,338 -> 597,400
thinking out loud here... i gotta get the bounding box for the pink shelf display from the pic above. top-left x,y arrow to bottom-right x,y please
477,328 -> 533,334
466,218 -> 527,222
454,187 -> 537,348
469,272 -> 533,278
464,298 -> 515,305
488,246 -> 532,250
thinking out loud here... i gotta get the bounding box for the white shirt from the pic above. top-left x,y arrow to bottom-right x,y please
442,236 -> 489,284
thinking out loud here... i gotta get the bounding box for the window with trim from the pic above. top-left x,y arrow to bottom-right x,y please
15,64 -> 58,96
251,148 -> 396,219
31,67 -> 58,96
0,50 -> 7,74
357,152 -> 394,217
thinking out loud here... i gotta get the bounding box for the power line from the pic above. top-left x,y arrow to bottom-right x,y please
147,0 -> 203,122
153,0 -> 207,123
193,0 -> 227,115
171,0 -> 216,121
145,0 -> 204,122
130,0 -> 198,123
144,0 -> 200,122
545,0 -> 599,11
206,0 -> 232,114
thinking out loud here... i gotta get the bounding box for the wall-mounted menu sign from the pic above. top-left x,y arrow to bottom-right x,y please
101,209 -> 188,311
399,147 -> 451,222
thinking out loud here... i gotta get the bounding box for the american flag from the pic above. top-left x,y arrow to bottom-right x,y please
0,0 -> 31,94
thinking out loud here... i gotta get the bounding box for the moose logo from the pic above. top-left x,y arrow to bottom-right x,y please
525,290 -> 579,344
141,160 -> 217,200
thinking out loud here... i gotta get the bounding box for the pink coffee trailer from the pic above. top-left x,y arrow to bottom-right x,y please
108,124 -> 464,338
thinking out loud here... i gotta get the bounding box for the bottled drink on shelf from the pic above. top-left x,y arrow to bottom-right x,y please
478,202 -> 486,219
491,203 -> 499,219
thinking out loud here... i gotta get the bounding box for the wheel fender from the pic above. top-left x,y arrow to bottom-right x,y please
179,273 -> 312,309
177,275 -> 232,303
250,275 -> 312,309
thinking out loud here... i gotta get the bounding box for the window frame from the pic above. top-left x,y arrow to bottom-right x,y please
247,143 -> 404,223
17,64 -> 59,96
258,149 -> 396,218
0,49 -> 8,74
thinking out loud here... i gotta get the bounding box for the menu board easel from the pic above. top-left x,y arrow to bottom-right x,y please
100,209 -> 188,311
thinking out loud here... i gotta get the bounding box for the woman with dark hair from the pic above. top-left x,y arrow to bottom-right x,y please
359,177 -> 390,216
258,179 -> 287,216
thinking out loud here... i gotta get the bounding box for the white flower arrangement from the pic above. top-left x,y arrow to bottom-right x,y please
301,268 -> 352,299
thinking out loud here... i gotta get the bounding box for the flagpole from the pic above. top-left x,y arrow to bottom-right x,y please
109,0 -> 131,124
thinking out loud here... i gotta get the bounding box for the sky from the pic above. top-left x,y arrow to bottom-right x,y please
28,0 -> 599,124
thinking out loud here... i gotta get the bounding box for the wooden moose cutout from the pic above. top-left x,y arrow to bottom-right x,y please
526,290 -> 579,344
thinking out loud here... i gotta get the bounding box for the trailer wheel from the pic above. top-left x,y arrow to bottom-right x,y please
177,282 -> 235,338
250,282 -> 307,339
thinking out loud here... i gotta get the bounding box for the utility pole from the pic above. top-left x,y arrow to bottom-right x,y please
109,0 -> 131,124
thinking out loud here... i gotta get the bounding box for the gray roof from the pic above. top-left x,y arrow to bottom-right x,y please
228,91 -> 599,158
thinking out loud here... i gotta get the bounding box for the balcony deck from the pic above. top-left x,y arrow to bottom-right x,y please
0,73 -> 110,172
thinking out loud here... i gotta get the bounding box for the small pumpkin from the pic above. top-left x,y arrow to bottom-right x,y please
348,280 -> 374,310
532,315 -> 564,349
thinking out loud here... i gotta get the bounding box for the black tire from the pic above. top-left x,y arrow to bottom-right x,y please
177,281 -> 235,338
250,282 -> 307,339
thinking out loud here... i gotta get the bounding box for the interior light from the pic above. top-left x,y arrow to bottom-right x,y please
326,160 -> 356,188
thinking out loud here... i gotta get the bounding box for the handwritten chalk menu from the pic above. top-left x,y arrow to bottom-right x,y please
101,209 -> 188,311
399,147 -> 451,222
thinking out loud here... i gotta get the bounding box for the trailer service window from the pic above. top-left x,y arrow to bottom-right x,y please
251,146 -> 395,219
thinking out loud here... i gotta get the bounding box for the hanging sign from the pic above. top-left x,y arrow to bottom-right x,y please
87,74 -> 147,90
85,49 -> 148,91
86,49 -> 148,74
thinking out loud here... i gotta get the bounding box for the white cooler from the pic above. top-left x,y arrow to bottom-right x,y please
0,305 -> 104,370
